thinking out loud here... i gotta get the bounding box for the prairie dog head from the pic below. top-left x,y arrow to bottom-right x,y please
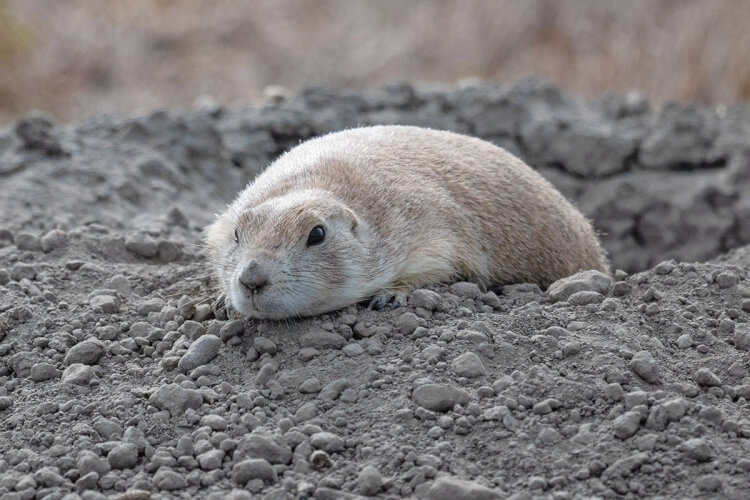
206,190 -> 369,319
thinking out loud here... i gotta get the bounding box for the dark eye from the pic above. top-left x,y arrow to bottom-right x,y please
234,228 -> 239,243
306,225 -> 325,246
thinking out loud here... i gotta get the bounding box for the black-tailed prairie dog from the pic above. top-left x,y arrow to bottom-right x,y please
206,125 -> 608,319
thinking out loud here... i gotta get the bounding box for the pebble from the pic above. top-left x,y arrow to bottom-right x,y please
41,229 -> 68,252
696,474 -> 722,492
695,368 -> 721,387
547,270 -> 613,302
682,438 -> 713,462
412,384 -> 471,412
197,449 -> 225,470
15,232 -> 42,251
0,268 -> 9,285
734,324 -> 750,350
64,339 -> 105,365
310,432 -> 345,452
90,294 -> 119,313
715,272 -> 737,288
107,443 -> 138,469
357,465 -> 383,496
676,334 -> 693,349
152,468 -> 186,490
410,289 -> 441,310
630,351 -> 660,383
240,434 -> 293,464
449,282 -> 482,300
299,377 -> 322,393
61,364 -> 97,385
395,312 -> 420,335
342,343 -> 364,357
177,334 -> 222,372
451,352 -> 487,378
427,476 -> 501,500
299,329 -> 346,350
613,411 -> 641,439
136,297 -> 166,316
125,233 -> 159,258
11,262 -> 37,281
320,378 -> 351,401
0,396 -> 12,410
568,290 -> 605,305
232,458 -> 277,484
254,336 -> 277,355
78,450 -> 111,476
178,320 -> 206,340
219,319 -> 245,340
29,362 -> 60,381
149,383 -> 203,417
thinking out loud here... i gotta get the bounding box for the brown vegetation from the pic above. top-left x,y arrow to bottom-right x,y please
2,0 -> 749,122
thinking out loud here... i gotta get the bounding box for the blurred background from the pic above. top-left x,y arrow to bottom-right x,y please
1,0 -> 749,123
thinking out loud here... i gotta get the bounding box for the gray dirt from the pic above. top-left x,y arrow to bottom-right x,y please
0,79 -> 749,499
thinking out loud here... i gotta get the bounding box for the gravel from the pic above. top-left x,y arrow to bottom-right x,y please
1,80 -> 749,498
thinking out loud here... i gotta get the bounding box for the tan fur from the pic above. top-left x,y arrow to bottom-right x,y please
206,125 -> 609,319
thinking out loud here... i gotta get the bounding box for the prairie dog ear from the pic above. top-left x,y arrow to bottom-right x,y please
343,207 -> 359,231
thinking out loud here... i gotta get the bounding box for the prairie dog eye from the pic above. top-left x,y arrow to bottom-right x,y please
234,228 -> 239,243
306,225 -> 325,246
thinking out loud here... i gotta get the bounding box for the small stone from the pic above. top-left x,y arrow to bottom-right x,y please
178,320 -> 206,340
547,270 -> 613,302
412,384 -> 471,412
41,229 -> 68,252
299,329 -> 346,350
197,449 -> 225,470
125,233 -> 159,258
11,262 -> 37,281
427,476 -> 501,500
613,411 -> 641,439
696,474 -> 722,492
232,458 -> 277,485
342,343 -> 364,357
562,340 -> 582,357
662,398 -> 688,421
603,383 -> 625,401
90,294 -> 119,314
695,368 -> 721,387
734,324 -> 750,351
62,364 -> 97,385
411,289 -> 441,310
136,297 -> 166,316
153,468 -> 186,490
239,434 -> 292,464
219,319 -> 245,340
299,377 -> 322,393
310,432 -> 345,453
253,337 -> 277,355
612,281 -> 632,296
0,396 -> 12,410
201,414 -> 228,431
149,383 -> 203,417
568,290 -> 605,305
716,272 -> 738,288
451,352 -> 487,378
78,450 -> 111,476
630,351 -> 660,383
395,312 -> 420,335
0,268 -> 9,285
15,232 -> 42,251
676,334 -> 693,349
357,465 -> 383,496
29,362 -> 60,381
682,438 -> 712,462
624,390 -> 648,409
64,339 -> 105,365
178,334 -> 221,373
107,443 -> 138,469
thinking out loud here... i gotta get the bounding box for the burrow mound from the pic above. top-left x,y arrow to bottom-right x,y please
1,78 -> 750,272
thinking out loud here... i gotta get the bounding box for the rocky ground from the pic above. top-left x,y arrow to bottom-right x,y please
0,80 -> 749,499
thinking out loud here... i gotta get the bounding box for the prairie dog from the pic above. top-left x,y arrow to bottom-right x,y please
205,125 -> 608,319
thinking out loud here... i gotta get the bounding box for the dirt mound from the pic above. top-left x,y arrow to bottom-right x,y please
0,81 -> 749,499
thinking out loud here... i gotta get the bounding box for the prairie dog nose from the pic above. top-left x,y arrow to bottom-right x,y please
239,260 -> 270,293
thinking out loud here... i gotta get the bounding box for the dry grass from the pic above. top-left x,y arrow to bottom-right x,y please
2,0 -> 750,122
